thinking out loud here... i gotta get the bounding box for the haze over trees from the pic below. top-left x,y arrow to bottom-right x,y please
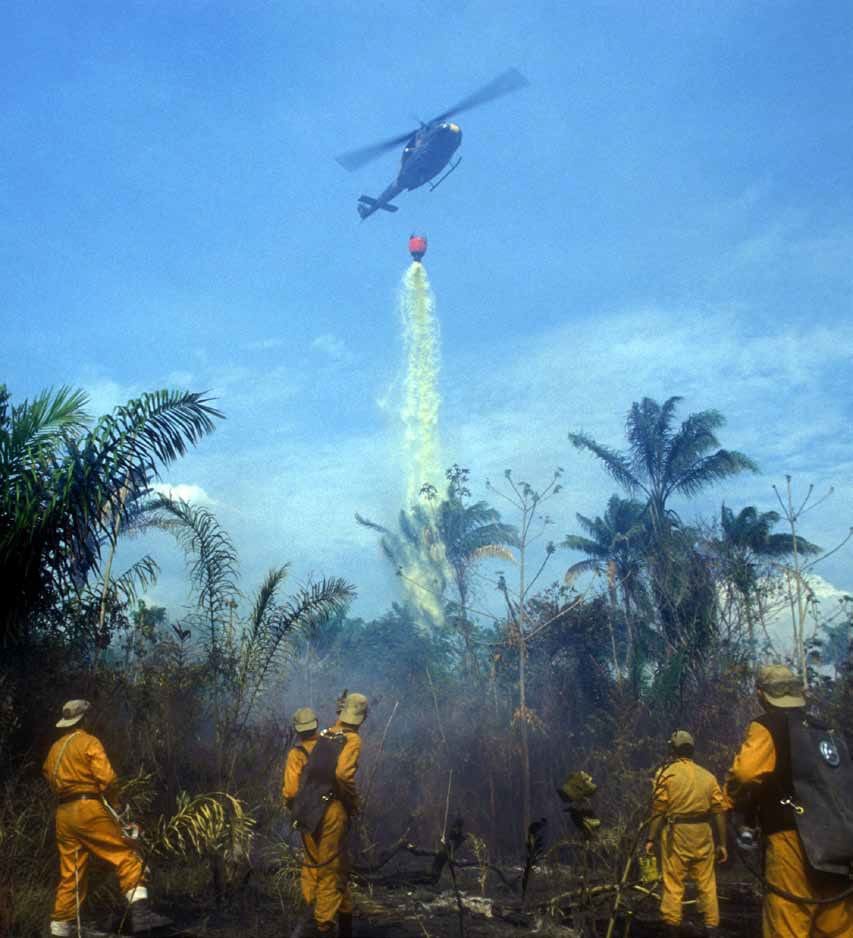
2,385 -> 850,936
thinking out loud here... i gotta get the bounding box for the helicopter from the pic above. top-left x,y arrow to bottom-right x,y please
335,68 -> 529,220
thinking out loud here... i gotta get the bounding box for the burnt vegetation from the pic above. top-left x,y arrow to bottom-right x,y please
2,384 -> 852,936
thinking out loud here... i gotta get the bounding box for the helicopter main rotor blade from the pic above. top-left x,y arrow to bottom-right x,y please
335,128 -> 417,172
431,67 -> 529,124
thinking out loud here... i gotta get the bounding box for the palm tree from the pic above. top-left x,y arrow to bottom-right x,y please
356,465 -> 517,657
569,397 -> 757,685
0,384 -> 223,646
569,396 -> 757,532
562,494 -> 649,681
713,504 -> 820,650
436,467 -> 518,631
145,494 -> 356,788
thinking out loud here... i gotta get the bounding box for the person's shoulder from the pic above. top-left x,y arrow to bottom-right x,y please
694,761 -> 720,784
80,729 -> 105,750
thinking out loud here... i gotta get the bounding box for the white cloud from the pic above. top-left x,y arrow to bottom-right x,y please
757,573 -> 852,656
151,482 -> 215,506
166,370 -> 194,387
243,337 -> 284,352
81,378 -> 140,417
117,301 -> 853,622
312,332 -> 351,362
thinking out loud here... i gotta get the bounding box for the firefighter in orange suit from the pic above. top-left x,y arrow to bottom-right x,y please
42,699 -> 167,937
645,730 -> 727,936
724,664 -> 853,937
283,694 -> 367,938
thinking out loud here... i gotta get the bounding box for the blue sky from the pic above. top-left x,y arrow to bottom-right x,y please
2,1 -> 852,624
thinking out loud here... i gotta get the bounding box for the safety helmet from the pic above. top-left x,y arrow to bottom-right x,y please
757,664 -> 806,708
292,707 -> 318,733
339,692 -> 368,725
56,699 -> 91,728
669,729 -> 695,751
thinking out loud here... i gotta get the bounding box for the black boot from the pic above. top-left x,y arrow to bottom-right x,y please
128,899 -> 172,934
337,912 -> 353,938
290,911 -> 313,938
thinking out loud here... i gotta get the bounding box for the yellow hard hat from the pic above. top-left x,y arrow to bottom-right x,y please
56,699 -> 90,728
669,729 -> 695,750
757,664 -> 805,708
292,707 -> 318,732
339,692 -> 368,725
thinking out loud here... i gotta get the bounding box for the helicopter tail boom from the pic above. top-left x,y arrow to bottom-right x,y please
357,195 -> 399,219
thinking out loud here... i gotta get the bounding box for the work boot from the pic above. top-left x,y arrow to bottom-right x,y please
337,912 -> 353,938
290,918 -> 333,938
704,929 -> 721,937
46,924 -> 111,938
128,899 -> 172,934
289,911 -> 312,938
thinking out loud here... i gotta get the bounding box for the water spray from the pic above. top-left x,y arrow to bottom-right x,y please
398,234 -> 448,626
400,234 -> 442,506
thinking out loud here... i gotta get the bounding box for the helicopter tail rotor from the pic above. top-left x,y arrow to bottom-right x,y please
357,195 -> 399,219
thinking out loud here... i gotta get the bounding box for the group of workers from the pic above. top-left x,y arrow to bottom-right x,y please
41,691 -> 368,938
42,666 -> 852,938
646,664 -> 853,937
281,692 -> 368,938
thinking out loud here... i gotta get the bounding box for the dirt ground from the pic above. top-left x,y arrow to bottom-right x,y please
153,867 -> 763,938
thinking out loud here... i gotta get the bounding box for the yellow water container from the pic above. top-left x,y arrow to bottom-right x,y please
638,854 -> 660,883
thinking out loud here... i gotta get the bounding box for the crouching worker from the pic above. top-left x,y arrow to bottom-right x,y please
645,730 -> 727,937
283,694 -> 367,938
43,699 -> 169,936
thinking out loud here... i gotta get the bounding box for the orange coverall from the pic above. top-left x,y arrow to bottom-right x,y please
283,723 -> 361,932
725,721 -> 853,938
652,757 -> 725,928
42,729 -> 144,923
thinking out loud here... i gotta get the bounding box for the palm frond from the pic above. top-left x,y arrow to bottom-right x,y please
564,558 -> 602,584
568,431 -> 640,494
149,791 -> 254,862
238,577 -> 356,725
468,545 -> 516,564
671,449 -> 758,499
561,533 -> 609,558
354,512 -> 394,538
146,495 -> 239,649
108,554 -> 160,605
765,533 -> 821,557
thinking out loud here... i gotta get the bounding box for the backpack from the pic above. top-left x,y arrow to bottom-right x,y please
788,713 -> 853,877
291,731 -> 346,836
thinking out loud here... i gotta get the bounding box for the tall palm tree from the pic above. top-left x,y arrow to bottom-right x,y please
0,384 -> 223,645
562,494 -> 649,680
569,396 -> 757,532
356,467 -> 517,649
436,492 -> 518,619
569,397 -> 757,682
713,504 -> 820,650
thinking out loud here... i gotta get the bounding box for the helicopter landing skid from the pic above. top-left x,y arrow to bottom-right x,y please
429,157 -> 462,191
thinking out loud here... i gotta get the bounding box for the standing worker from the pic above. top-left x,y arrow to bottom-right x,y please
283,693 -> 367,938
645,730 -> 727,936
724,664 -> 853,937
42,699 -> 168,936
